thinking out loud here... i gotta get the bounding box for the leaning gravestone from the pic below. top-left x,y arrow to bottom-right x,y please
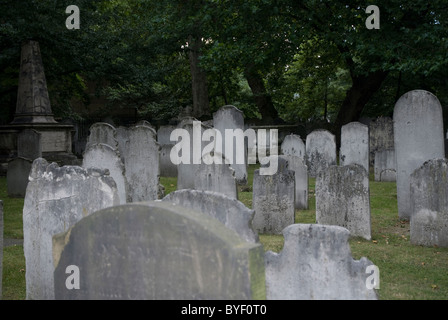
316,164 -> 371,240
17,129 -> 42,160
83,143 -> 129,204
265,224 -> 378,300
213,105 -> 248,184
121,126 -> 161,202
394,90 -> 445,220
86,122 -> 118,150
252,156 -> 295,235
53,201 -> 266,300
23,158 -> 119,300
6,157 -> 32,198
281,134 -> 306,160
281,155 -> 308,210
410,159 -> 448,247
0,200 -> 3,300
305,129 -> 337,178
340,122 -> 369,173
162,189 -> 258,243
374,149 -> 396,182
193,153 -> 238,199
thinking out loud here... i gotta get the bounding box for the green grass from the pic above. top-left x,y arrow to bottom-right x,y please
2,167 -> 448,300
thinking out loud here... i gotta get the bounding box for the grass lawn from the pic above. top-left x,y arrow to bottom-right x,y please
1,165 -> 448,300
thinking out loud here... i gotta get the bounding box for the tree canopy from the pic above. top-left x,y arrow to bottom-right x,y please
1,0 -> 447,131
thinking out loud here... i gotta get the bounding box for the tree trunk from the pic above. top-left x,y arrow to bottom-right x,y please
334,70 -> 389,139
244,67 -> 279,123
188,36 -> 210,118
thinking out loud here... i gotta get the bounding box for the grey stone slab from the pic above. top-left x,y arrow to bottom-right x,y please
410,159 -> 448,247
53,201 -> 266,300
280,155 -> 308,210
86,122 -> 118,150
265,224 -> 378,300
374,149 -> 396,182
394,90 -> 445,220
213,105 -> 248,184
252,159 -> 295,235
83,143 -> 129,204
316,164 -> 371,240
281,134 -> 305,160
369,116 -> 394,166
157,125 -> 177,145
159,144 -> 178,177
340,122 -> 369,173
17,129 -> 42,160
7,157 -> 32,198
305,129 -> 336,178
23,158 -> 119,300
162,189 -> 258,243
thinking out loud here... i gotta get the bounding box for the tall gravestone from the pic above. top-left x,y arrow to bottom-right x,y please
23,158 -> 119,300
316,164 -> 371,240
340,122 -> 369,173
305,129 -> 337,178
410,159 -> 448,247
281,155 -> 308,210
265,224 -> 378,300
281,134 -> 306,160
213,105 -> 248,184
53,201 -> 266,300
0,200 -> 3,300
83,143 -> 129,204
252,156 -> 295,235
394,90 -> 445,220
369,116 -> 394,166
163,189 -> 258,243
121,126 -> 161,202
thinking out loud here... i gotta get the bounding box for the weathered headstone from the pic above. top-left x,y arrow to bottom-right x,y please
281,155 -> 308,210
17,129 -> 42,160
394,90 -> 445,220
213,105 -> 248,184
157,125 -> 176,145
83,143 -> 129,204
374,149 -> 396,182
305,129 -> 337,178
193,153 -> 238,199
23,158 -> 119,300
281,134 -> 306,160
340,122 -> 369,173
252,156 -> 295,234
6,157 -> 32,198
369,116 -> 394,166
265,224 -> 378,300
162,189 -> 258,243
53,201 -> 266,300
0,200 -> 3,300
121,126 -> 161,202
159,144 -> 178,177
86,122 -> 118,150
410,159 -> 448,247
316,164 -> 371,240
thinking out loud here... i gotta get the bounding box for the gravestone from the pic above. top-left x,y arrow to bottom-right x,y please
53,201 -> 266,300
82,143 -> 129,204
213,105 -> 248,184
316,164 -> 371,240
162,189 -> 258,243
410,159 -> 448,247
281,134 -> 306,160
265,224 -> 378,300
6,157 -> 32,198
369,116 -> 394,166
159,144 -> 178,177
0,200 -> 3,300
194,153 -> 238,199
86,122 -> 118,150
157,125 -> 176,145
252,156 -> 295,234
340,122 -> 369,173
17,129 -> 42,160
305,129 -> 337,178
394,90 -> 445,220
23,158 -> 119,300
281,155 -> 308,210
374,149 -> 396,182
122,126 -> 161,202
